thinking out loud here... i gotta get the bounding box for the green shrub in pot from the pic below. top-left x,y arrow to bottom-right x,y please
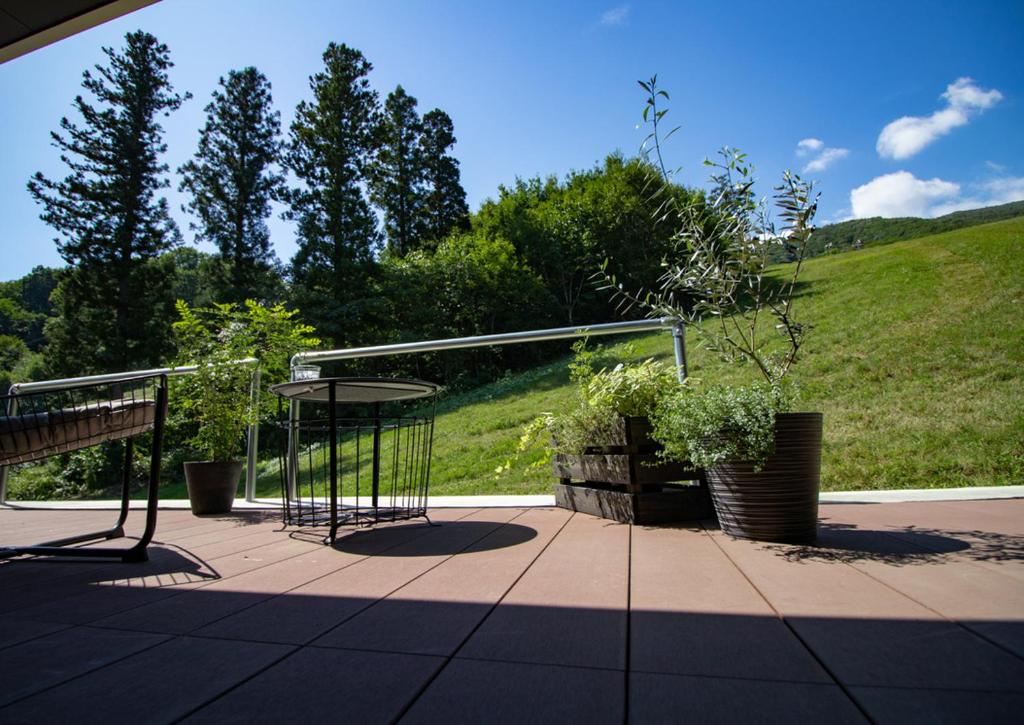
172,300 -> 318,514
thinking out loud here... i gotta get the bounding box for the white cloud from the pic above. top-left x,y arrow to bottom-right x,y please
803,147 -> 850,173
796,138 -> 823,156
929,176 -> 1024,216
876,77 -> 1002,160
796,138 -> 848,173
985,160 -> 1006,173
600,5 -> 630,26
850,171 -> 960,218
849,171 -> 1024,219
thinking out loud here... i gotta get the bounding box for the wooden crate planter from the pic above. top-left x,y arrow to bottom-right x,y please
552,416 -> 713,524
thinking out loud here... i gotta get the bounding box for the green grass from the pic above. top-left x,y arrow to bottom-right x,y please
8,216 -> 1023,499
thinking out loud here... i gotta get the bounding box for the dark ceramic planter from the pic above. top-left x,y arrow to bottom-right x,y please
183,460 -> 242,516
705,412 -> 823,544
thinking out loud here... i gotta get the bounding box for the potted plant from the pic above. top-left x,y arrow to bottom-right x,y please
598,80 -> 822,543
172,300 -> 318,515
502,342 -> 712,524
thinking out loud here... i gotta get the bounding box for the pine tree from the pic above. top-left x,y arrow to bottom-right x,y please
368,85 -> 425,257
419,109 -> 470,245
179,67 -> 285,304
28,30 -> 189,374
286,43 -> 381,347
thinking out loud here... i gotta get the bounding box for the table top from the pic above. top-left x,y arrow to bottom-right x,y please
269,377 -> 439,403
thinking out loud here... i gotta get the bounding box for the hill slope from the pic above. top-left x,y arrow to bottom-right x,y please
795,199 -> 1024,260
249,216 -> 1022,494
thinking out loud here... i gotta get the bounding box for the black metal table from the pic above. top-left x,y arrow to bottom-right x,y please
271,377 -> 438,543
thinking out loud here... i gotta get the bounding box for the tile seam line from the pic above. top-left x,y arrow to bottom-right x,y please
169,508 -> 533,725
623,522 -> 632,725
47,508 -> 484,631
0,529 -> 329,617
391,510 -> 578,724
699,522 -> 876,724
0,511 -> 484,713
821,525 -> 1024,665
840,556 -> 1024,665
78,508 -> 483,638
0,632 -> 176,713
172,507 -> 486,638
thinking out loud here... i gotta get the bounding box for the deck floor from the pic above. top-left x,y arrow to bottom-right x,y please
0,500 -> 1022,723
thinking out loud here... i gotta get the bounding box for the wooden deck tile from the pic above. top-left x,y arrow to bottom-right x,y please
402,658 -> 624,725
316,507 -> 572,656
456,512 -> 629,670
0,636 -> 293,725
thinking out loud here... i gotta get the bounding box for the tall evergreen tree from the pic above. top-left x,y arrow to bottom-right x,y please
368,85 -> 424,257
28,30 -> 188,374
179,67 -> 285,304
286,43 -> 381,347
419,109 -> 470,244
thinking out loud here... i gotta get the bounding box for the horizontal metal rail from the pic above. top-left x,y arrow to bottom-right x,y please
7,358 -> 258,395
1,357 -> 260,505
293,318 -> 678,366
284,317 -> 686,502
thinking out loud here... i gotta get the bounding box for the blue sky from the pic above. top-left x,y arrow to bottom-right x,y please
1,0 -> 1021,280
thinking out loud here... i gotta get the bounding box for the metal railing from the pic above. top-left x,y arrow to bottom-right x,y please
283,317 -> 687,500
0,358 -> 259,504
2,317 -> 686,505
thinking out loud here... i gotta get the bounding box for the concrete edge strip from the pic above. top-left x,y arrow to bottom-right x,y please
3,486 -> 1022,511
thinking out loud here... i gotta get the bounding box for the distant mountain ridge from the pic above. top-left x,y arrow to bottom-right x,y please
787,200 -> 1024,261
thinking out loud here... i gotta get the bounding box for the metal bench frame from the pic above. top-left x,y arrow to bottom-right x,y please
0,373 -> 168,563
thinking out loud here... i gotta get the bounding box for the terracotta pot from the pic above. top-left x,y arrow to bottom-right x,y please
183,460 -> 242,515
705,412 -> 822,544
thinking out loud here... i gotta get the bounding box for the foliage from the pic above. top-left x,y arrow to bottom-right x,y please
497,341 -> 679,475
652,383 -> 793,470
286,43 -> 381,349
28,31 -> 189,374
378,230 -> 556,386
179,67 -> 286,304
474,154 -> 701,325
419,108 -> 470,244
171,300 -> 319,461
369,85 -> 425,256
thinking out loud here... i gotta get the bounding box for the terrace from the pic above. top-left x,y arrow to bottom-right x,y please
1,495 -> 1022,722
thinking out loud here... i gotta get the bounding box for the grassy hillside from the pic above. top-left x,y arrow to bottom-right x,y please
788,199 -> 1024,261
238,215 -> 1023,496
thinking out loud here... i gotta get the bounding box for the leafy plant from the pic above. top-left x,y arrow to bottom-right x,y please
652,383 -> 794,470
172,300 -> 318,461
497,341 -> 679,475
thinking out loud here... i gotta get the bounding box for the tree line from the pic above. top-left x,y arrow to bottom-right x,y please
3,30 -> 698,392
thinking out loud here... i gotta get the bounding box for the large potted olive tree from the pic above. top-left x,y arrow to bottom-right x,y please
172,300 -> 318,515
600,79 -> 822,543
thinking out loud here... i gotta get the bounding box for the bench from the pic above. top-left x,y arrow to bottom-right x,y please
0,373 -> 168,562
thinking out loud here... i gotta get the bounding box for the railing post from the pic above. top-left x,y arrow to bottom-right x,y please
672,321 -> 688,383
0,388 -> 17,503
244,365 -> 261,503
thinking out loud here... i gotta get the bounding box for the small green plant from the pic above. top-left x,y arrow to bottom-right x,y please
172,300 -> 318,462
496,340 -> 680,475
652,383 -> 795,470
